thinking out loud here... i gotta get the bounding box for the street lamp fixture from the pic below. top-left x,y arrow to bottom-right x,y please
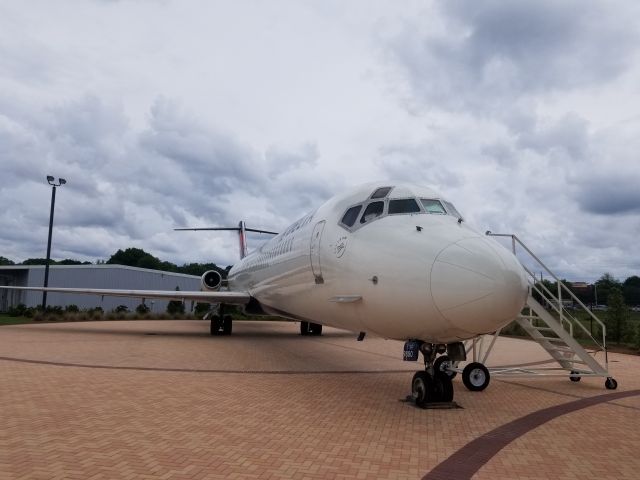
42,175 -> 67,310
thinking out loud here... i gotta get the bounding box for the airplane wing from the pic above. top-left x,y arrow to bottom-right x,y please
0,286 -> 251,304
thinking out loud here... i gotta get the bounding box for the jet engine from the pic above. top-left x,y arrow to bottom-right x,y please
201,270 -> 222,291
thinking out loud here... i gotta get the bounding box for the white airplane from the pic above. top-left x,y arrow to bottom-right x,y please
1,182 -> 529,405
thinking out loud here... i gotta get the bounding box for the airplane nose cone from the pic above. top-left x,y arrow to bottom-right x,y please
430,237 -> 528,335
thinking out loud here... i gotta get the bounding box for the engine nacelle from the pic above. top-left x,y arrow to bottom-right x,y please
201,270 -> 222,291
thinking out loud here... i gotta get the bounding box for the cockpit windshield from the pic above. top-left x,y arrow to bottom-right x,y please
360,201 -> 384,223
338,187 -> 463,231
389,199 -> 421,214
341,205 -> 362,227
420,199 -> 446,214
442,200 -> 462,219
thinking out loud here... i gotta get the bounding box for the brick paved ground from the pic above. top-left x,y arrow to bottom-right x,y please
0,320 -> 638,479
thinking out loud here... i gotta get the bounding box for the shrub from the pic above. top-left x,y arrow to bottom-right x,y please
7,303 -> 28,317
136,303 -> 150,314
65,304 -> 79,313
194,302 -> 211,316
166,300 -> 185,315
45,306 -> 64,316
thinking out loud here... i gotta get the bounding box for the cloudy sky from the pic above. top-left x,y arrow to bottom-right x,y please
1,0 -> 639,282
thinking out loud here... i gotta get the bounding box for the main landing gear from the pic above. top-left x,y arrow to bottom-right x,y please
209,305 -> 233,336
300,321 -> 323,336
405,341 -> 471,407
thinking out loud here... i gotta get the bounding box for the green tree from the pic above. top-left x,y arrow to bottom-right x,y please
21,258 -> 51,265
178,262 -> 226,277
623,276 -> 640,306
606,288 -> 632,344
0,256 -> 15,265
595,273 -> 621,306
107,248 -> 167,271
58,259 -> 90,265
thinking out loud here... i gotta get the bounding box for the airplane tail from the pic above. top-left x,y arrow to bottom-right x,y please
175,222 -> 278,259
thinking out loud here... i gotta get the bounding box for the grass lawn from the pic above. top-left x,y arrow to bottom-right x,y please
0,315 -> 36,326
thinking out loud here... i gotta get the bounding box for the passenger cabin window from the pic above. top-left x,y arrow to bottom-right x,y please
360,201 -> 384,223
443,200 -> 462,219
370,186 -> 393,199
341,205 -> 362,227
421,199 -> 446,214
389,198 -> 420,214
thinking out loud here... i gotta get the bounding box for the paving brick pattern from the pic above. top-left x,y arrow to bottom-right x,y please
0,320 -> 638,479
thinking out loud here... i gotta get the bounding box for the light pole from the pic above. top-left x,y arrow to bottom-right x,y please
42,175 -> 66,310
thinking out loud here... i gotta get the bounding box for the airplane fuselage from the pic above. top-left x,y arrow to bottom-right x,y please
228,183 -> 529,343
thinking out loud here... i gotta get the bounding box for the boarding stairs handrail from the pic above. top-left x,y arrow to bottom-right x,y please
486,233 -> 608,369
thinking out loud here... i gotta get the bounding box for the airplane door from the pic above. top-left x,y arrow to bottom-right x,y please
310,220 -> 325,284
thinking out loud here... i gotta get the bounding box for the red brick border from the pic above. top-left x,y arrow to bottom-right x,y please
423,389 -> 640,480
0,355 -> 409,375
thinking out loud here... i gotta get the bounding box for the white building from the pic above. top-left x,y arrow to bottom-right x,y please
0,264 -> 201,313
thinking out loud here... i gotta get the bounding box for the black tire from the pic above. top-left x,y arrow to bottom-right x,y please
210,315 -> 222,336
309,322 -> 323,336
605,377 -> 618,390
222,315 -> 233,335
434,355 -> 457,380
432,374 -> 454,402
300,321 -> 310,336
462,362 -> 490,392
569,370 -> 581,382
412,371 -> 433,408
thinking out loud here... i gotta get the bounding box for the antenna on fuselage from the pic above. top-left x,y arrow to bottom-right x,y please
174,222 -> 278,259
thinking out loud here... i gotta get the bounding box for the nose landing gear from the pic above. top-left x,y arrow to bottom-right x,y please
407,341 -> 463,407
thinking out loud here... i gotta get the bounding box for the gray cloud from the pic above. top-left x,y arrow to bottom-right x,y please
574,175 -> 640,215
385,0 -> 638,112
515,113 -> 589,161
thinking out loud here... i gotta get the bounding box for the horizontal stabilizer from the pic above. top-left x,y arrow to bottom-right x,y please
174,227 -> 278,235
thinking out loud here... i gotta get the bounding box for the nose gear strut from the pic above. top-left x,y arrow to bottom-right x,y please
405,340 -> 466,407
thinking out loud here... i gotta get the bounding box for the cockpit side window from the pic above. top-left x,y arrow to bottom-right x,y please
389,198 -> 421,215
360,201 -> 384,223
370,186 -> 393,199
421,199 -> 446,214
442,200 -> 462,219
341,205 -> 362,227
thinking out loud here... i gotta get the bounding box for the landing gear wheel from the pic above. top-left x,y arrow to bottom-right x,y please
432,374 -> 454,402
434,355 -> 457,380
462,362 -> 490,392
210,315 -> 222,336
309,322 -> 323,336
570,370 -> 581,382
605,377 -> 618,390
222,315 -> 233,335
412,371 -> 433,408
300,321 -> 309,336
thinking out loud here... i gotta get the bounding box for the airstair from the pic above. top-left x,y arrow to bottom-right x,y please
462,233 -> 617,389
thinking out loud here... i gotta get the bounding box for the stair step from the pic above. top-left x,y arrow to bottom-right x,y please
545,345 -> 574,352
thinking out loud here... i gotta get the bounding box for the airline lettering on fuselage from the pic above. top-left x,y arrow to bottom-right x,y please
333,235 -> 347,258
